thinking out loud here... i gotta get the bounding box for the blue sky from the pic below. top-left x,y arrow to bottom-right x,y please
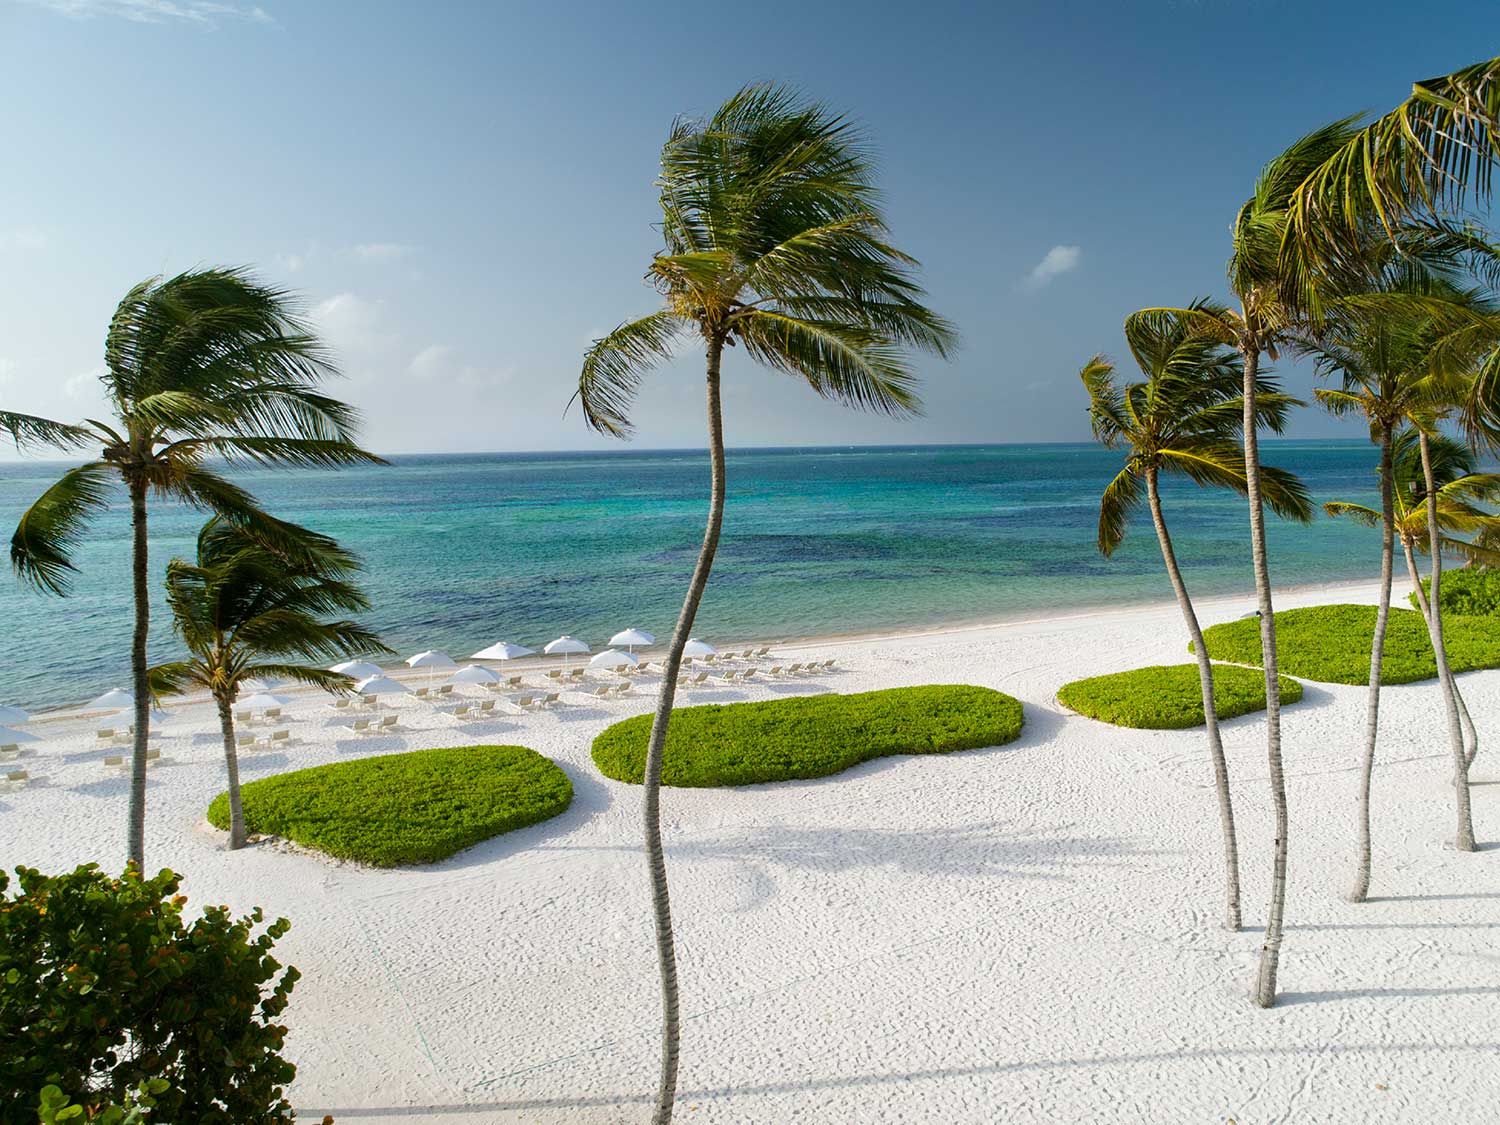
0,0 -> 1494,457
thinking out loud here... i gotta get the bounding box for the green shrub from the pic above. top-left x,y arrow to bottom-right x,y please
208,745 -> 572,866
1199,603 -> 1500,685
0,865 -> 298,1125
1056,663 -> 1303,729
1410,567 -> 1500,617
592,685 -> 1024,787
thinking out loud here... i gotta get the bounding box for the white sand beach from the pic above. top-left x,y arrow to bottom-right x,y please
4,578 -> 1496,1123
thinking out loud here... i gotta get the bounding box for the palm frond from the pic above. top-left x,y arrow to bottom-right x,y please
0,411 -> 95,452
574,312 -> 684,437
1324,501 -> 1383,528
10,461 -> 116,595
1096,467 -> 1142,556
736,310 -> 920,416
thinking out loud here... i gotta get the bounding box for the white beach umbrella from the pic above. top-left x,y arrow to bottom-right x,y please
544,635 -> 590,673
355,674 -> 409,697
406,649 -> 458,688
589,649 -> 639,670
470,640 -> 536,662
330,659 -> 383,679
682,638 -> 717,658
448,664 -> 499,685
0,726 -> 41,746
608,628 -> 655,654
239,692 -> 290,712
115,708 -> 170,726
0,705 -> 30,726
87,688 -> 134,711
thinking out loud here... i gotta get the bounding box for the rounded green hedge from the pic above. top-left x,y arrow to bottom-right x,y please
208,745 -> 572,866
1198,603 -> 1500,685
1056,663 -> 1304,729
1411,567 -> 1500,617
592,685 -> 1024,787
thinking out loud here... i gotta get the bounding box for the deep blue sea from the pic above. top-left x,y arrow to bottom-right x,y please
0,441 -> 1389,709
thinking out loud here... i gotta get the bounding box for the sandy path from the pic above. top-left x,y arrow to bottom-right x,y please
3,579 -> 1495,1123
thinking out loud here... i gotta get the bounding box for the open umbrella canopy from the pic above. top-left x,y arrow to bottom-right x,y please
589,649 -> 639,670
609,628 -> 656,651
355,674 -> 410,696
238,692 -> 291,711
116,708 -> 170,725
544,635 -> 591,656
0,726 -> 41,745
86,688 -> 133,711
330,660 -> 383,679
448,664 -> 499,685
0,705 -> 30,726
470,641 -> 536,662
406,650 -> 457,670
682,638 -> 717,658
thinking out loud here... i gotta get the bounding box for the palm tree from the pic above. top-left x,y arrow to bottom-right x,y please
1328,430 -> 1500,773
3,268 -> 381,870
149,517 -> 391,848
1082,303 -> 1310,932
574,84 -> 954,1122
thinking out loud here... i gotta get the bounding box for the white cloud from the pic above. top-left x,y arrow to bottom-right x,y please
352,242 -> 413,263
310,293 -> 396,355
1022,244 -> 1081,289
19,0 -> 274,25
63,367 -> 106,403
407,343 -> 511,389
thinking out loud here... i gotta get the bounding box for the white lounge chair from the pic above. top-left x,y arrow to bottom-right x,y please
679,672 -> 709,688
541,692 -> 560,707
755,646 -> 770,657
329,697 -> 352,711
451,704 -> 472,720
721,671 -> 741,683
5,769 -> 31,787
413,686 -> 431,699
740,668 -> 759,681
590,685 -> 611,699
379,714 -> 400,730
343,719 -> 373,736
235,709 -> 252,724
612,683 -> 630,696
513,693 -> 538,710
236,732 -> 256,749
546,669 -> 563,682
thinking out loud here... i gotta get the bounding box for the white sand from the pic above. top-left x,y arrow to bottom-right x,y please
4,578 -> 1496,1123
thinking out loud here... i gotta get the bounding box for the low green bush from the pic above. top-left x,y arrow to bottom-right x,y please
208,745 -> 572,866
1,865 -> 298,1125
1199,603 -> 1500,685
592,685 -> 1024,787
1410,567 -> 1500,617
1056,663 -> 1303,729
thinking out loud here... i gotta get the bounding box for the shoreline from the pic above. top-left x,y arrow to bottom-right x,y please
25,572 -> 1386,721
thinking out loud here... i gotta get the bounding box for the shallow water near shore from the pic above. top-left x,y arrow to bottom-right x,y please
0,440 -> 1388,708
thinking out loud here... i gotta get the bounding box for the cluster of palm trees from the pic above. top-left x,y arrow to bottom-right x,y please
1084,59 -> 1500,1015
2,269 -> 387,868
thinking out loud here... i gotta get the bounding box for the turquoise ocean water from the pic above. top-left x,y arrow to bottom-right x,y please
0,441 -> 1389,709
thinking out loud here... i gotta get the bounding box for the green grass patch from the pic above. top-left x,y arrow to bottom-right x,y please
1411,567 -> 1500,617
1056,663 -> 1303,729
592,685 -> 1024,787
207,745 -> 572,866
1199,603 -> 1500,686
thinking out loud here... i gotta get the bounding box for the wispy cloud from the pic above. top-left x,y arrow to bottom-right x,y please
1022,244 -> 1081,290
408,343 -> 512,389
18,0 -> 274,25
352,242 -> 413,263
311,293 -> 397,355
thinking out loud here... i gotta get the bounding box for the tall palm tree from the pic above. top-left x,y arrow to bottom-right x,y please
1124,117 -> 1368,1006
1308,267 -> 1500,878
3,268 -> 381,870
1082,303 -> 1309,932
1328,430 -> 1500,774
574,84 -> 954,1123
149,517 -> 391,848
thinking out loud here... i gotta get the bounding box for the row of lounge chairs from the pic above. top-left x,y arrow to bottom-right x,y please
676,659 -> 835,687
102,749 -> 163,770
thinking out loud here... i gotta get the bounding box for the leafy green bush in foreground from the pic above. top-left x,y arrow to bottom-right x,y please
1411,566 -> 1500,617
0,865 -> 298,1125
1057,663 -> 1303,729
208,745 -> 573,866
1199,603 -> 1500,685
592,685 -> 1025,787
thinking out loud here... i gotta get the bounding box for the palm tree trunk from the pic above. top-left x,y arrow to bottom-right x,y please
1405,541 -> 1478,770
127,474 -> 150,870
1146,469 -> 1241,930
1242,343 -> 1288,1009
1351,424 -> 1395,903
1418,432 -> 1476,851
215,693 -> 247,849
643,336 -> 728,1125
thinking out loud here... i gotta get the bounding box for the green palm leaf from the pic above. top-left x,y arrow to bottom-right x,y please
10,461 -> 115,595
